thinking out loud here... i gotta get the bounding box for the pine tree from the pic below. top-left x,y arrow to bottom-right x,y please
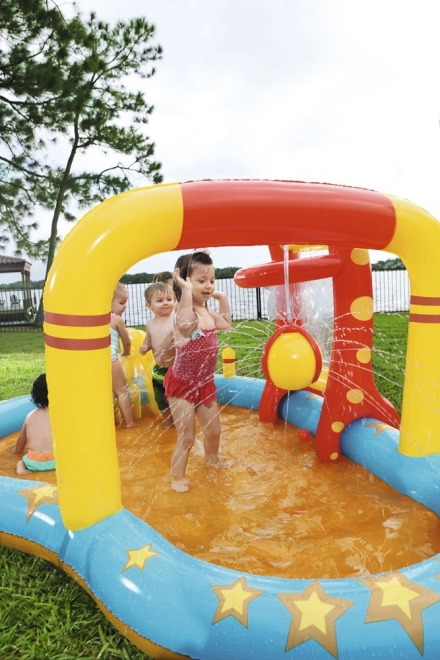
0,0 -> 79,255
41,12 -> 163,276
0,2 -> 163,285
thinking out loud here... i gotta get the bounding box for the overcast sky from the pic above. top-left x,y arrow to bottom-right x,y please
5,0 -> 440,281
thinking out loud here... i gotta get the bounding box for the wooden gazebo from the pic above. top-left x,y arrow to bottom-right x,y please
0,256 -> 35,321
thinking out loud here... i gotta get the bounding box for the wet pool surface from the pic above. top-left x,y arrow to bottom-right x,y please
2,404 -> 440,579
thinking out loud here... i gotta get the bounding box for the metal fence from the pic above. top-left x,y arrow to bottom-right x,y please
0,270 -> 410,332
0,288 -> 43,331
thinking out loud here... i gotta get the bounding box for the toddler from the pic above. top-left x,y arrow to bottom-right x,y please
110,282 -> 135,427
164,250 -> 232,492
140,282 -> 176,428
9,373 -> 54,475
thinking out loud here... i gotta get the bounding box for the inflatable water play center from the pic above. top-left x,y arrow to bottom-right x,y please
2,179 -> 440,659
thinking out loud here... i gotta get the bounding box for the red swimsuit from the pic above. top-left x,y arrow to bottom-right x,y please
164,316 -> 218,407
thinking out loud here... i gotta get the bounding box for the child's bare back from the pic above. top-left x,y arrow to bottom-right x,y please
9,373 -> 55,475
22,408 -> 52,453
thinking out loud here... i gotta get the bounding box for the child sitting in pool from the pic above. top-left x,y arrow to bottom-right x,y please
164,250 -> 232,492
111,282 -> 135,428
9,373 -> 54,475
139,282 -> 176,428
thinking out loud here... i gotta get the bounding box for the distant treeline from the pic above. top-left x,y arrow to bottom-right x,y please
0,280 -> 45,289
0,259 -> 404,289
120,266 -> 240,284
0,267 -> 240,289
119,260 -> 404,283
371,258 -> 405,271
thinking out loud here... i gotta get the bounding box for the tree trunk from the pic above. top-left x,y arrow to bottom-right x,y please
34,123 -> 79,328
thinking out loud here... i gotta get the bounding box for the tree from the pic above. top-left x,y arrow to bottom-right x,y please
120,272 -> 154,285
0,2 -> 163,284
0,0 -> 80,256
41,12 -> 163,277
215,267 -> 240,279
372,257 -> 406,271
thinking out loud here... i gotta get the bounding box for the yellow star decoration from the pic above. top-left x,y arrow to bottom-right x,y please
364,421 -> 394,436
212,577 -> 264,627
359,572 -> 440,653
277,582 -> 353,658
122,544 -> 159,572
18,483 -> 58,522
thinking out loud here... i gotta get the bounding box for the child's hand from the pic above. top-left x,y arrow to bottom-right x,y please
174,268 -> 192,292
139,344 -> 149,356
212,290 -> 227,301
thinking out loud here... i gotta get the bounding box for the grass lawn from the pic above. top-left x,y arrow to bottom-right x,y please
0,546 -> 149,660
0,314 -> 408,658
372,312 -> 408,415
0,331 -> 45,401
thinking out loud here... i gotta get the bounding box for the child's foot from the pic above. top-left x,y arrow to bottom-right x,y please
16,460 -> 31,475
171,476 -> 190,493
204,456 -> 233,469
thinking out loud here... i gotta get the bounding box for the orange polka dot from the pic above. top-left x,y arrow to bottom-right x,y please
350,249 -> 370,266
346,389 -> 364,404
356,347 -> 371,364
331,421 -> 345,433
350,296 -> 373,321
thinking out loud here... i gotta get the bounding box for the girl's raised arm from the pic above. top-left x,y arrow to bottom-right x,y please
212,291 -> 232,330
174,270 -> 197,338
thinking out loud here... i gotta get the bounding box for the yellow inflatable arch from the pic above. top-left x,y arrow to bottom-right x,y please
43,180 -> 440,531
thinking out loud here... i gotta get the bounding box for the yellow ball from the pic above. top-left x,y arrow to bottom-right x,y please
267,332 -> 317,390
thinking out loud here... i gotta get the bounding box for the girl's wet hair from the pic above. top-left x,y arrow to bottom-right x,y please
152,271 -> 173,284
144,282 -> 175,305
31,373 -> 49,408
173,251 -> 213,301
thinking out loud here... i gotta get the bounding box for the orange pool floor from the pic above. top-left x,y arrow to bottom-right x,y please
2,404 -> 440,579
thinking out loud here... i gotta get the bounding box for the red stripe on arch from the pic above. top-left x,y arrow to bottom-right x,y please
409,314 -> 440,324
410,296 -> 440,306
44,334 -> 110,350
178,180 -> 396,251
44,311 -> 110,327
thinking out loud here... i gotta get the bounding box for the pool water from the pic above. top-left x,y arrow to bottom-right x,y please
2,404 -> 439,579
117,405 -> 440,579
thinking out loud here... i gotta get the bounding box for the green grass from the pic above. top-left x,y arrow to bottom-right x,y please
0,547 -> 150,659
372,312 -> 408,414
217,319 -> 273,379
0,331 -> 45,400
1,316 -> 408,409
0,315 -> 408,657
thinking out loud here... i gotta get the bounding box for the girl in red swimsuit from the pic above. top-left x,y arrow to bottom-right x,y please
164,250 -> 232,492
